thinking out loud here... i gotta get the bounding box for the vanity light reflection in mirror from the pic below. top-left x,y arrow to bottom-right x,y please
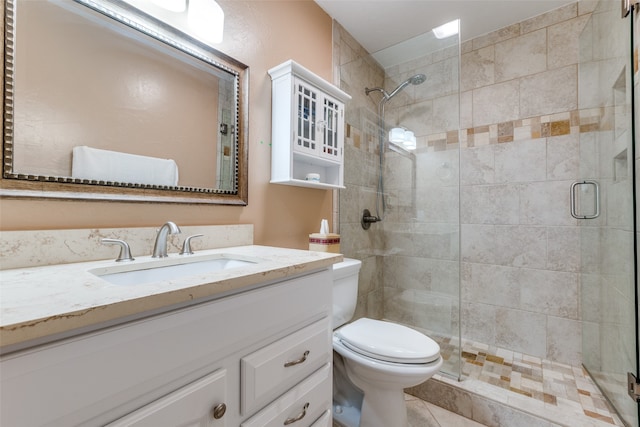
3,0 -> 248,204
124,0 -> 225,44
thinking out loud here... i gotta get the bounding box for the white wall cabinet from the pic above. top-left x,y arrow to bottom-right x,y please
268,60 -> 351,189
0,270 -> 333,427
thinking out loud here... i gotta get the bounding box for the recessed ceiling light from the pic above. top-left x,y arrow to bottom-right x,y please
432,19 -> 459,39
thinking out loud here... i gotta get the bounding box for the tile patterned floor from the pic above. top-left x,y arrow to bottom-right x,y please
434,337 -> 627,427
405,394 -> 488,427
333,394 -> 485,427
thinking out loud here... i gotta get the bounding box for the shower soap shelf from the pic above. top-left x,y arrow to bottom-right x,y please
268,60 -> 351,189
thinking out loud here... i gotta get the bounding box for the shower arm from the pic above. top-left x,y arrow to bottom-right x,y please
365,87 -> 389,99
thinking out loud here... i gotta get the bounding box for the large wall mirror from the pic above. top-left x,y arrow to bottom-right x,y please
2,0 -> 248,204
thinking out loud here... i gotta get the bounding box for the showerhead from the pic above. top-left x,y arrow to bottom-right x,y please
365,74 -> 426,101
409,74 -> 427,85
386,73 -> 427,100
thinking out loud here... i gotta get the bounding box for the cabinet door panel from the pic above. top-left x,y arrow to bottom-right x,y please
294,78 -> 320,156
319,95 -> 343,162
106,369 -> 227,427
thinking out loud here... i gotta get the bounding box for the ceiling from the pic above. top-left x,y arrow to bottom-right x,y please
314,0 -> 576,54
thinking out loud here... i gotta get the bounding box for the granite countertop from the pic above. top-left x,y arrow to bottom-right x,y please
0,245 -> 342,352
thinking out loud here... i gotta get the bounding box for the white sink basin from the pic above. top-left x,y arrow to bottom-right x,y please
90,255 -> 259,286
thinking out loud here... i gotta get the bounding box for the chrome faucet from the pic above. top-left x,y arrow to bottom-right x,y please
152,221 -> 181,258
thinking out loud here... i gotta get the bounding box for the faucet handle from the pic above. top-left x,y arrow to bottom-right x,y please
180,234 -> 204,255
101,238 -> 135,262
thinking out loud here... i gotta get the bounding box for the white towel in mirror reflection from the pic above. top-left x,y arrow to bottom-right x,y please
71,146 -> 179,187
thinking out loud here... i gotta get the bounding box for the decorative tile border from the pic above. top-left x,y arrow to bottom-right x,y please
345,108 -> 612,155
457,108 -> 610,151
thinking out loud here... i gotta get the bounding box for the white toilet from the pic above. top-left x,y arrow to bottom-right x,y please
331,258 -> 443,427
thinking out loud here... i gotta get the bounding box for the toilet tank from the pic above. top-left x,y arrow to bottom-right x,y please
332,258 -> 361,329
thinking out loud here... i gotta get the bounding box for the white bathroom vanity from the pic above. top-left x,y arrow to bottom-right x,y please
0,240 -> 340,427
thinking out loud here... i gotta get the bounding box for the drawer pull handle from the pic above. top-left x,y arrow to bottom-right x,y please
284,402 -> 309,425
284,350 -> 310,367
211,403 -> 226,419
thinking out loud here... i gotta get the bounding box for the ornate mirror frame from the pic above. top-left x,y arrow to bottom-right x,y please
1,0 -> 249,205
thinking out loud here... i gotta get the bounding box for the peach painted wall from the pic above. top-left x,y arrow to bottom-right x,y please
0,1 -> 335,250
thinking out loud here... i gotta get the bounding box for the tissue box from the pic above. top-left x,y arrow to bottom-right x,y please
309,233 -> 341,253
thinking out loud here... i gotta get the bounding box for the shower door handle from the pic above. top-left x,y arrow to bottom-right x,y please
570,180 -> 600,219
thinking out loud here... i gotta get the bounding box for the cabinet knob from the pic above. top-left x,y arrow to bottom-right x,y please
211,403 -> 226,419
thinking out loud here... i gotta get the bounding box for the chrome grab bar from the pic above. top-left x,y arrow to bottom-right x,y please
570,180 -> 600,219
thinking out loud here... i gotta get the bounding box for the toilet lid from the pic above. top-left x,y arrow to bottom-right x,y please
336,318 -> 440,364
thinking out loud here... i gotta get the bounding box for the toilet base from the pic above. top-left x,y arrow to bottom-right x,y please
332,389 -> 418,427
332,401 -> 360,427
358,386 -> 408,427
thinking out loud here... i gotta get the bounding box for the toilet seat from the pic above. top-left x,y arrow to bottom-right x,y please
335,318 -> 440,364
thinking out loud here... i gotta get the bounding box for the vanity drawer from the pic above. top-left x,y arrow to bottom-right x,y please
241,318 -> 331,413
241,363 -> 331,427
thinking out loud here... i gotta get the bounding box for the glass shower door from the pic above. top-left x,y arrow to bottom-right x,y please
578,1 -> 638,425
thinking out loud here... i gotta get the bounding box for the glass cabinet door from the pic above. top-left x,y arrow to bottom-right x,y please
295,79 -> 318,156
320,96 -> 342,162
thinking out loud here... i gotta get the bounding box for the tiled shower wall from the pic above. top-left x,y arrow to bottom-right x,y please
457,2 -> 597,366
333,23 -> 386,321
336,1 -> 628,367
